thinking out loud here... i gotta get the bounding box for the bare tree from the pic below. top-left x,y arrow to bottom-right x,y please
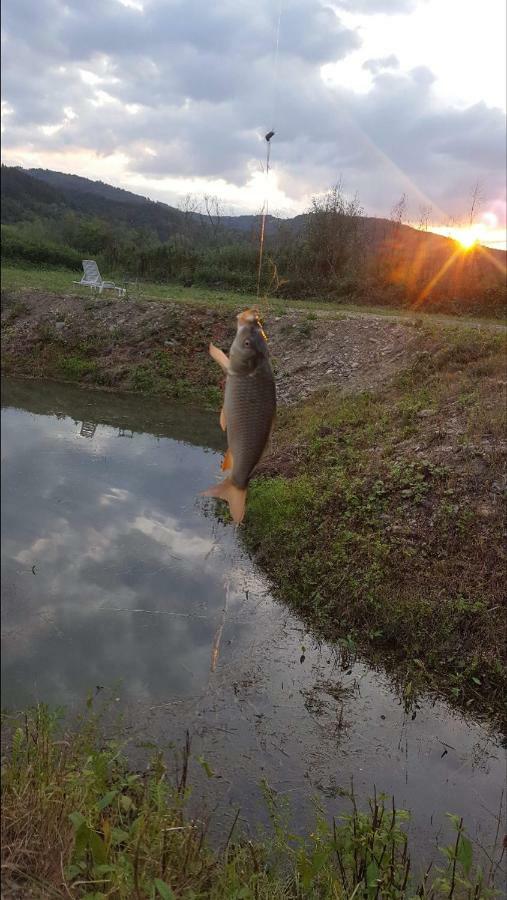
390,193 -> 408,227
468,181 -> 483,226
178,193 -> 200,217
417,204 -> 432,232
306,179 -> 364,283
201,194 -> 223,243
176,193 -> 201,242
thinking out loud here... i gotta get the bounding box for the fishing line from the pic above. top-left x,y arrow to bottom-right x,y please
255,0 -> 284,315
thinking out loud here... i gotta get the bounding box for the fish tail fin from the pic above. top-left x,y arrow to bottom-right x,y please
201,477 -> 247,524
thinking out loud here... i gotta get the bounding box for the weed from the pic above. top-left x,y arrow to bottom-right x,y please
131,365 -> 156,393
154,350 -> 175,378
3,300 -> 30,324
58,355 -> 99,380
1,704 -> 503,899
294,319 -> 315,341
37,322 -> 57,343
200,384 -> 222,407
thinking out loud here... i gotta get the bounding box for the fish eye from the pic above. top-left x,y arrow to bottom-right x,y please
244,339 -> 250,347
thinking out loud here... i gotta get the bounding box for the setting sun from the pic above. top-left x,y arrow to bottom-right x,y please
455,228 -> 479,250
430,222 -> 489,251
430,216 -> 506,251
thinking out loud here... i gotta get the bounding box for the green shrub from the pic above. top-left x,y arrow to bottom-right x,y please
58,356 -> 98,380
1,225 -> 82,270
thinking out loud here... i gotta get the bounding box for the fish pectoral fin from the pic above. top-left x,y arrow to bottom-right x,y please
219,407 -> 227,431
221,447 -> 233,471
200,478 -> 247,525
209,342 -> 230,373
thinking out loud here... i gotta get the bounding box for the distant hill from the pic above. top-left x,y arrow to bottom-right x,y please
27,168 -> 157,207
1,166 -> 66,220
1,166 -> 187,241
2,165 -> 505,275
24,167 -> 289,239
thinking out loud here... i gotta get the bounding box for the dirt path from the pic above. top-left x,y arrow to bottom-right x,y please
286,305 -> 507,330
267,311 -> 423,404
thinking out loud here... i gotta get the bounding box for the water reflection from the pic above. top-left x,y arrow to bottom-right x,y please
2,386 -> 229,707
1,378 -> 504,865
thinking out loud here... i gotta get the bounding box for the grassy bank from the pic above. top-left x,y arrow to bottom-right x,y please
1,704 -> 503,899
3,264 -> 505,323
1,265 -> 260,311
245,326 -> 507,727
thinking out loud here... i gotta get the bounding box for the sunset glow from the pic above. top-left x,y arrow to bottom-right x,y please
430,221 -> 507,252
454,228 -> 479,250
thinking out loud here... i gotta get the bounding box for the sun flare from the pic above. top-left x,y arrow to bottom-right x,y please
455,228 -> 479,250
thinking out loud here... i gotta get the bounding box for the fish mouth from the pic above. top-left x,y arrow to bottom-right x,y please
237,307 -> 260,326
237,307 -> 268,342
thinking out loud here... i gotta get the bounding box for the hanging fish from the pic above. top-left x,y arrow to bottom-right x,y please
202,309 -> 276,524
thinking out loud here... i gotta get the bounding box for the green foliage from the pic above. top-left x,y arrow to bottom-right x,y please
305,181 -> 364,285
1,224 -> 82,270
58,355 -> 99,380
3,299 -> 30,323
131,364 -> 156,393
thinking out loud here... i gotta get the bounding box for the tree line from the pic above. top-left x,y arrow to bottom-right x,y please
2,183 -> 505,316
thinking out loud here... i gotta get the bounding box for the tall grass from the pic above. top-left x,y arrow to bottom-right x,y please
1,703 -> 503,898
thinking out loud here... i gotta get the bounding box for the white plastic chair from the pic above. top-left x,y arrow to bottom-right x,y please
73,260 -> 126,297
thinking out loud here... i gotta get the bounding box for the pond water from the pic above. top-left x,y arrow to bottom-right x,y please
1,378 -> 504,868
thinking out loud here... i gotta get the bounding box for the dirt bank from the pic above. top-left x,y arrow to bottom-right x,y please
1,289 -> 428,405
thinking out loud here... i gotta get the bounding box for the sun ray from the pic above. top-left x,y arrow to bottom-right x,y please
476,244 -> 507,277
412,248 -> 462,309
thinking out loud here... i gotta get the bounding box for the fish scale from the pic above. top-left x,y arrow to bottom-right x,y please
225,361 -> 276,488
203,312 -> 277,523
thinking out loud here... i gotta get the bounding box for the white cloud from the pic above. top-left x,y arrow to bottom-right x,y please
1,0 -> 505,227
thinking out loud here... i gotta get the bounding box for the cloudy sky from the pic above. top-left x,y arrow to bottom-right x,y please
1,0 -> 506,244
